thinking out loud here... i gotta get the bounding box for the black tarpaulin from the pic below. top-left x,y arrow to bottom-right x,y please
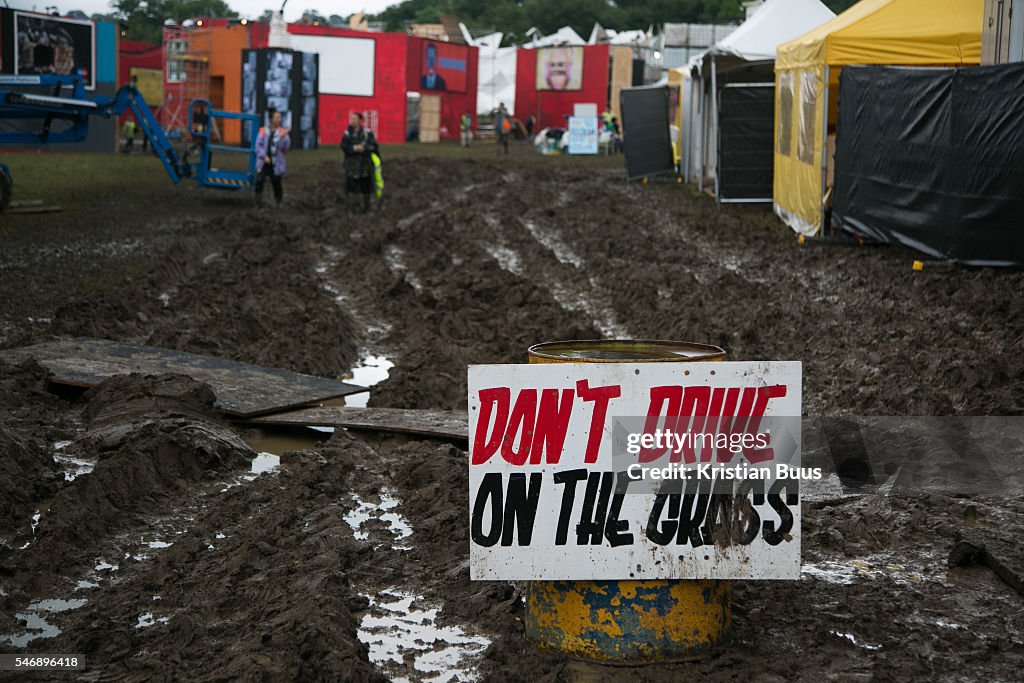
620,86 -> 676,181
833,64 -> 1024,267
718,84 -> 774,202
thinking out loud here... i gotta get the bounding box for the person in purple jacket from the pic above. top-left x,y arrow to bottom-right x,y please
253,108 -> 290,208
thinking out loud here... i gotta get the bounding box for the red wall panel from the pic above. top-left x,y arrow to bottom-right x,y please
289,25 -> 408,144
119,39 -> 162,84
514,44 -> 609,130
119,40 -> 162,122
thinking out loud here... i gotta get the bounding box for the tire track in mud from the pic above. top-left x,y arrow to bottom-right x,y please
478,211 -> 631,339
335,434 -> 493,682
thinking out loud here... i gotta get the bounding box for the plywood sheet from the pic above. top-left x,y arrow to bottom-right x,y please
248,406 -> 468,442
0,338 -> 367,418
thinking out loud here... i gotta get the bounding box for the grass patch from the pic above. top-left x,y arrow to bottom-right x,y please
1,139 -> 624,210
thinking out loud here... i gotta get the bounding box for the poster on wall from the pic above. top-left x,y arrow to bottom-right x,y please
14,12 -> 95,90
567,116 -> 598,154
535,46 -> 583,91
130,67 -> 163,106
242,48 -> 318,150
265,50 -> 294,131
300,52 -> 318,150
420,40 -> 467,93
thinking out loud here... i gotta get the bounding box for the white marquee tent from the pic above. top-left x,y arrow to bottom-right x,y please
680,0 -> 835,197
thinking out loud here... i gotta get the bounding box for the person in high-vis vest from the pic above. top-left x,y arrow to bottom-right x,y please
371,152 -> 384,202
254,108 -> 290,208
460,112 -> 472,147
341,111 -> 380,213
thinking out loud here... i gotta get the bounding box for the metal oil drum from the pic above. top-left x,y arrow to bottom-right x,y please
524,339 -> 731,663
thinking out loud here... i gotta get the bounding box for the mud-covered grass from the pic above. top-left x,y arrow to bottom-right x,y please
0,146 -> 1022,681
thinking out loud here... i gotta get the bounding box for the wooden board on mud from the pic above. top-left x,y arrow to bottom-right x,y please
0,338 -> 367,418
248,406 -> 468,442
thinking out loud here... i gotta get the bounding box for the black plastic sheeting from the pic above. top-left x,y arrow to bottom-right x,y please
833,64 -> 1024,267
620,86 -> 675,181
718,85 -> 774,202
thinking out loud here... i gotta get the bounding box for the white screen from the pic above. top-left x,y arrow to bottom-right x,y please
289,35 -> 375,97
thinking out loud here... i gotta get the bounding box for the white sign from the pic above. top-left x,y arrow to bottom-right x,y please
573,102 -> 598,118
289,34 -> 375,97
468,362 -> 803,580
567,116 -> 598,155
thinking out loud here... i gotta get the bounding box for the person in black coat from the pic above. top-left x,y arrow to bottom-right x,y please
340,112 -> 380,213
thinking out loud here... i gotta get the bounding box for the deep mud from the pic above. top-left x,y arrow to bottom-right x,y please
1,149 -> 1022,680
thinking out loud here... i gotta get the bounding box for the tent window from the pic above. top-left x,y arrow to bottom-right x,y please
798,71 -> 818,165
777,72 -> 793,156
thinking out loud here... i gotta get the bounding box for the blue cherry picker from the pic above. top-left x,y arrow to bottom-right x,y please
0,72 -> 260,211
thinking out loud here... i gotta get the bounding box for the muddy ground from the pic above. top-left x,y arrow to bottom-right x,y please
0,145 -> 1022,681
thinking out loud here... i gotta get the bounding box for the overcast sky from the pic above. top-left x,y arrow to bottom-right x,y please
4,0 -> 399,22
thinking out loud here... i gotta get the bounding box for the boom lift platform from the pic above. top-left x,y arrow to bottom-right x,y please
0,73 -> 260,211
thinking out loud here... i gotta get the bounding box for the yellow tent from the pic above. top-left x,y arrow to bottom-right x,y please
668,67 -> 685,165
773,0 -> 983,236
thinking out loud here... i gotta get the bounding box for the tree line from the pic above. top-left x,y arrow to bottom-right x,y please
75,0 -> 861,46
372,0 -> 861,41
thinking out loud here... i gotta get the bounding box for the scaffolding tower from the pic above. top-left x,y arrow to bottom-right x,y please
162,25 -> 211,136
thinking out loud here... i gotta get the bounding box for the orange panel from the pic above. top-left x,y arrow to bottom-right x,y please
208,25 -> 251,144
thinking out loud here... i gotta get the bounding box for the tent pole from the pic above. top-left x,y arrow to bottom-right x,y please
819,65 -> 830,237
711,54 -> 719,203
698,76 -> 705,193
685,76 -> 693,183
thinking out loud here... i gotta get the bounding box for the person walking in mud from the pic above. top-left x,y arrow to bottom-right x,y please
122,116 -> 136,153
494,103 -> 510,155
460,112 -> 472,148
341,112 -> 380,213
254,107 -> 290,208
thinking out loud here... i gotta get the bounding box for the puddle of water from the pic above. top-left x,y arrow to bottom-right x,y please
344,490 -> 413,550
250,453 -> 280,475
217,451 -> 284,493
802,556 -> 926,586
309,425 -> 336,434
135,613 -> 170,629
53,453 -> 95,482
936,619 -> 966,630
31,599 -> 87,612
75,580 -> 99,591
482,243 -> 524,277
94,559 -> 119,572
147,540 -> 173,550
2,612 -> 60,647
243,430 -> 331,457
19,509 -> 43,550
358,589 -> 490,683
520,219 -> 584,269
832,630 -> 881,651
344,355 -> 394,408
1,599 -> 87,647
383,245 -> 424,293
